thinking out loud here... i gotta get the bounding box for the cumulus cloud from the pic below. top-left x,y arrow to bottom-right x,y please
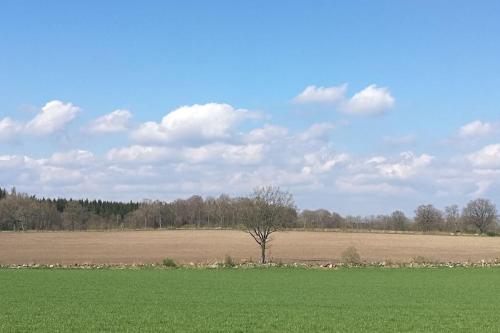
302,150 -> 348,175
25,100 -> 80,135
366,156 -> 386,164
244,125 -> 289,143
459,120 -> 493,138
107,145 -> 174,163
293,84 -> 394,115
341,85 -> 395,115
0,117 -> 23,142
131,103 -> 251,144
335,179 -> 415,195
468,144 -> 500,168
298,122 -> 336,141
184,143 -> 264,165
3,97 -> 500,214
0,154 -> 81,187
2,141 -> 499,215
375,152 -> 433,179
331,151 -> 434,197
49,150 -> 95,166
39,166 -> 83,185
293,84 -> 347,104
0,154 -> 31,169
89,109 -> 132,133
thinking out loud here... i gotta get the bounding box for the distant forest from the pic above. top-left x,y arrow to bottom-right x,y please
0,187 -> 498,234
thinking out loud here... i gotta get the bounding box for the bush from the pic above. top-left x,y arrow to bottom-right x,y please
224,255 -> 236,267
485,231 -> 498,237
341,246 -> 362,265
162,258 -> 177,268
412,256 -> 436,264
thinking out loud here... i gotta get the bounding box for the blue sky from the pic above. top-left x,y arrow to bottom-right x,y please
1,1 -> 500,215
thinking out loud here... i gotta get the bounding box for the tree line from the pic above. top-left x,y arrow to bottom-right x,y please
0,187 -> 498,235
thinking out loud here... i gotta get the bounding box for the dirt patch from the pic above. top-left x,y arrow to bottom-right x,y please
1,230 -> 499,265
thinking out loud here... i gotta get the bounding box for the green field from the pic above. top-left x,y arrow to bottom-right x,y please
1,268 -> 499,332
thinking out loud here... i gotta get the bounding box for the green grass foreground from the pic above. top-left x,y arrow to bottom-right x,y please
1,268 -> 499,332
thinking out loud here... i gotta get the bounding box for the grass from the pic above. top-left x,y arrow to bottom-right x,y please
1,268 -> 500,332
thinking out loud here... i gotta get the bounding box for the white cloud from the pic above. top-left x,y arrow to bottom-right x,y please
469,180 -> 492,197
459,120 -> 493,138
131,103 -> 250,144
130,122 -> 168,143
3,97 -> 500,215
107,145 -> 174,163
329,151 -> 434,197
0,154 -> 29,168
335,179 -> 415,195
293,84 -> 394,116
49,150 -> 95,166
293,84 -> 347,104
39,166 -> 83,185
244,125 -> 289,143
184,143 -> 264,165
302,150 -> 348,174
25,100 -> 80,135
468,144 -> 500,168
366,156 -> 386,164
2,140 -> 499,215
342,84 -> 395,115
376,152 -> 433,179
0,117 -> 23,142
89,109 -> 132,133
298,122 -> 336,141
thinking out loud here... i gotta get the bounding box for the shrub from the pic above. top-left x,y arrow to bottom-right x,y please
341,246 -> 362,265
486,231 -> 498,237
224,255 -> 236,267
162,258 -> 177,268
412,256 -> 436,264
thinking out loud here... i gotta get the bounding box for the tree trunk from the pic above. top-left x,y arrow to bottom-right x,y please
261,242 -> 266,264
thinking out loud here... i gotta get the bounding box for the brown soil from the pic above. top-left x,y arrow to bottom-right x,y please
1,230 -> 499,265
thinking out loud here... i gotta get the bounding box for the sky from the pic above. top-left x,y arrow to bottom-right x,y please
1,1 -> 500,215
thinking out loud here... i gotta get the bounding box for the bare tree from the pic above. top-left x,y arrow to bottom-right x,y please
299,209 -> 333,229
186,195 -> 204,227
62,201 -> 89,230
214,194 -> 232,228
462,198 -> 497,234
444,205 -> 461,232
390,210 -> 408,231
239,186 -> 297,263
414,205 -> 443,232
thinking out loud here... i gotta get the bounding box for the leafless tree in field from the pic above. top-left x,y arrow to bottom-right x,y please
390,210 -> 408,231
299,209 -> 342,229
62,201 -> 89,231
445,205 -> 461,232
238,186 -> 297,263
462,198 -> 497,234
414,204 -> 443,232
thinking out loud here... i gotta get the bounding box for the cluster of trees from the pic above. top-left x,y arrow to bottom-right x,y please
299,203 -> 498,234
0,188 -> 7,200
0,187 -> 498,236
0,188 -> 139,231
0,188 -> 248,231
